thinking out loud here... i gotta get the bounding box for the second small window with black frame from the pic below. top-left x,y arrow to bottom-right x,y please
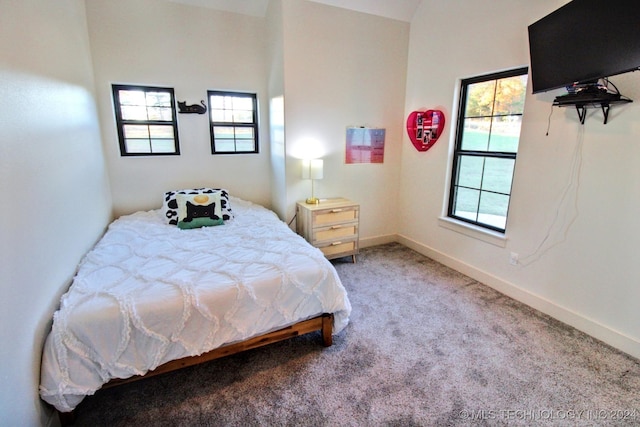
208,91 -> 258,154
448,67 -> 528,232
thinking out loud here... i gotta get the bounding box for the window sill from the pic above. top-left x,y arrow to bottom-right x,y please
438,216 -> 507,248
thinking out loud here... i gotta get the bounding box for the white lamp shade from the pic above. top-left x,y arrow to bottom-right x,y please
302,158 -> 323,180
310,159 -> 323,179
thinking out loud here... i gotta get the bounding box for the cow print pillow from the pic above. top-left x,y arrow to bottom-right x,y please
163,188 -> 232,225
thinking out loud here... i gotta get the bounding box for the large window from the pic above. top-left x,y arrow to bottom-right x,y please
448,68 -> 528,232
208,91 -> 258,154
112,85 -> 180,156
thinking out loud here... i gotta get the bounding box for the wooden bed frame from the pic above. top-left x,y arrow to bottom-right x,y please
57,313 -> 334,425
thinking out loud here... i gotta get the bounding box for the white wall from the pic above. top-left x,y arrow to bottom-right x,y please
0,0 -> 112,424
280,1 -> 410,241
85,0 -> 410,237
401,0 -> 640,358
265,0 -> 288,219
85,0 -> 271,217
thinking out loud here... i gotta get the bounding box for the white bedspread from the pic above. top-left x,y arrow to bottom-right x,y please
39,198 -> 351,412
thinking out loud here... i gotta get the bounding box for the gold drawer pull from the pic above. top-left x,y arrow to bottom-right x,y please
330,225 -> 342,230
331,241 -> 343,246
330,209 -> 343,213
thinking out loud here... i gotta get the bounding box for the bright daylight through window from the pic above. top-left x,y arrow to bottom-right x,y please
448,67 -> 528,232
112,85 -> 180,156
208,91 -> 258,154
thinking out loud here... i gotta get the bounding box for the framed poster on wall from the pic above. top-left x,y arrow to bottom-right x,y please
345,127 -> 385,164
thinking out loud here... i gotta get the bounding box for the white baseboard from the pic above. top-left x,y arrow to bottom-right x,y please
360,234 -> 396,249
395,234 -> 640,360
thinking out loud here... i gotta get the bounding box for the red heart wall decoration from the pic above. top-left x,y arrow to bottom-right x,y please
406,109 -> 445,152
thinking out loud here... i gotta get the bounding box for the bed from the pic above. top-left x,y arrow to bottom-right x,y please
39,190 -> 351,418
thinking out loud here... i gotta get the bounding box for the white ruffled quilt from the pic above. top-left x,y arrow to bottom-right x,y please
39,198 -> 351,412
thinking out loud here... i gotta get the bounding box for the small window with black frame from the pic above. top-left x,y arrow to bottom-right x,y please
112,84 -> 180,156
208,91 -> 258,154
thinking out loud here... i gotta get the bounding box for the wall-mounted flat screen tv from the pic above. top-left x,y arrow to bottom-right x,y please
528,0 -> 640,94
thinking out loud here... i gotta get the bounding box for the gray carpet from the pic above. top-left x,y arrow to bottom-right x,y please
72,243 -> 640,426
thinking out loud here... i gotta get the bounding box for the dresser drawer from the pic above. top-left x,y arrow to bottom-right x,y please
313,223 -> 358,243
313,206 -> 358,226
318,240 -> 357,258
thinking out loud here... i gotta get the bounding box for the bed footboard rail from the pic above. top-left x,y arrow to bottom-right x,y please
104,313 -> 334,388
56,313 -> 334,425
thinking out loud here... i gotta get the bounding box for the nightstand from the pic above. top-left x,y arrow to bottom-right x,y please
296,198 -> 359,262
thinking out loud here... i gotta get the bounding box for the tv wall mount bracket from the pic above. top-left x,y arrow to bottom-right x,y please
553,97 -> 632,125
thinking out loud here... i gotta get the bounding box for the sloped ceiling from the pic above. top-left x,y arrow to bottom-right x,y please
166,0 -> 421,22
166,0 -> 269,17
309,0 -> 421,22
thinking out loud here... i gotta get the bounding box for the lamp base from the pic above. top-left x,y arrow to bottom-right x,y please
305,197 -> 320,204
